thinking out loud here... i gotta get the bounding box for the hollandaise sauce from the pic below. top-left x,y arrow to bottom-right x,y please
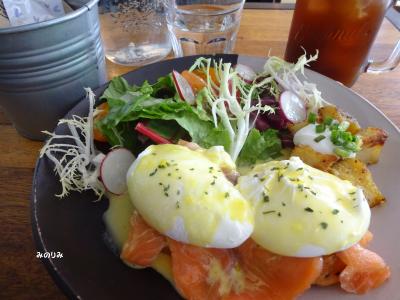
237,157 -> 371,257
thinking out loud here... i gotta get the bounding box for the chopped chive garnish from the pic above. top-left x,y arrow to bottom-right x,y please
149,168 -> 158,176
224,192 -> 229,198
323,117 -> 333,125
282,202 -> 286,206
278,174 -> 283,182
296,167 -> 303,171
304,207 -> 314,213
308,112 -> 317,124
338,121 -> 350,131
278,212 -> 282,217
315,124 -> 325,133
332,209 -> 339,215
320,222 -> 328,229
329,123 -> 339,130
334,147 -> 351,158
314,135 -> 326,143
190,168 -> 195,171
263,210 -> 276,215
263,193 -> 270,202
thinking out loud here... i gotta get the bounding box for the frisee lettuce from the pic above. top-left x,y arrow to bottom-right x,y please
262,52 -> 331,112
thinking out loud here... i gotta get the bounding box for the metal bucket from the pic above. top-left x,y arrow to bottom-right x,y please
0,0 -> 106,141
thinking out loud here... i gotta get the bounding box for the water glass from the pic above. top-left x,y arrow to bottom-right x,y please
98,0 -> 171,66
166,0 -> 245,57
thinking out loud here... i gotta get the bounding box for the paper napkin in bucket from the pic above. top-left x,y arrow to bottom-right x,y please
0,0 -> 9,27
2,0 -> 73,27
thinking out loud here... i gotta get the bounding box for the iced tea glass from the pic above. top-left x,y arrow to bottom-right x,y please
285,0 -> 400,86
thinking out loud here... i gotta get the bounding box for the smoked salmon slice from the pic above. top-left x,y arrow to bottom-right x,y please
314,254 -> 345,286
120,214 -> 389,298
235,239 -> 323,300
168,238 -> 237,300
315,231 -> 374,286
120,211 -> 167,267
336,243 -> 390,294
169,238 -> 323,300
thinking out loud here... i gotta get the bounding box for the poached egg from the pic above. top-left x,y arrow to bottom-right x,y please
126,144 -> 254,248
237,156 -> 371,257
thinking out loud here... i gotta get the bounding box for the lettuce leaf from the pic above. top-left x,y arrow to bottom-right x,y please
97,77 -> 229,151
237,128 -> 282,166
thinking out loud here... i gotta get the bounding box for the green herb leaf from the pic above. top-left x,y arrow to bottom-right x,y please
314,135 -> 326,143
315,124 -> 325,133
308,112 -> 317,124
323,117 -> 333,126
320,222 -> 328,229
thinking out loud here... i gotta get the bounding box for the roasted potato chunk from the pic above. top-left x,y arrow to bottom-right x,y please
329,158 -> 385,207
291,145 -> 339,172
318,105 -> 361,135
356,127 -> 388,165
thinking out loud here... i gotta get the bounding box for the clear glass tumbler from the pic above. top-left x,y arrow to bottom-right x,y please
99,0 -> 171,66
166,0 -> 245,57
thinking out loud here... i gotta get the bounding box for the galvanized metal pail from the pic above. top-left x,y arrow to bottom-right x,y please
0,0 -> 106,141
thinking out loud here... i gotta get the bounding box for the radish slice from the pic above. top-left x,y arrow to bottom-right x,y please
279,91 -> 307,123
235,64 -> 256,83
100,148 -> 135,195
172,70 -> 195,105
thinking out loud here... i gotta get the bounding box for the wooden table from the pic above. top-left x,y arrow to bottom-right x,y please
1,9 -> 399,300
